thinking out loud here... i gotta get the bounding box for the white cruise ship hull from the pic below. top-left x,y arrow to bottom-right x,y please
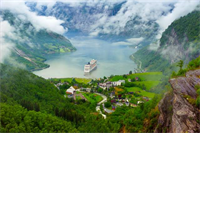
84,65 -> 97,74
84,59 -> 97,74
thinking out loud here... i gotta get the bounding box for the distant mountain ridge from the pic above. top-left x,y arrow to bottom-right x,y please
27,1 -> 172,42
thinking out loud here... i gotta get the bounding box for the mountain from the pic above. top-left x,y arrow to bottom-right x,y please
131,10 -> 200,75
1,11 -> 76,71
27,1 -> 169,42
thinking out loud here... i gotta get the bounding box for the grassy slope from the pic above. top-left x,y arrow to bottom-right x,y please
126,87 -> 155,98
134,81 -> 161,90
109,72 -> 164,81
109,72 -> 164,96
110,72 -> 164,92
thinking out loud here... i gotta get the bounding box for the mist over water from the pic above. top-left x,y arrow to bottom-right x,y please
33,35 -> 138,79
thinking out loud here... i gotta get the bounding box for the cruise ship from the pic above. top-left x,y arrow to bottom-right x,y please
84,59 -> 97,74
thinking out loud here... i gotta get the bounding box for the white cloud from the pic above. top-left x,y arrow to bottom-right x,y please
112,37 -> 144,46
0,17 -> 15,62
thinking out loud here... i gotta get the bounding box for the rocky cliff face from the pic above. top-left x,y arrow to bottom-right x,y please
155,69 -> 200,133
161,29 -> 191,64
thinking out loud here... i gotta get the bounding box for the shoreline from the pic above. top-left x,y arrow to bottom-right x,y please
129,54 -> 146,73
30,49 -> 76,73
30,65 -> 50,72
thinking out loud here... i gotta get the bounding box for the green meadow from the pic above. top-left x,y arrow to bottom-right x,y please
126,87 -> 155,98
52,77 -> 92,84
109,72 -> 164,83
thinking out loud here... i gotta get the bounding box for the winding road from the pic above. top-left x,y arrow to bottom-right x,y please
96,93 -> 107,105
95,92 -> 115,118
95,93 -> 107,119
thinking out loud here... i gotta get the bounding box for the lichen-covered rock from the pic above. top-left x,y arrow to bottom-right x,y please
155,69 -> 200,133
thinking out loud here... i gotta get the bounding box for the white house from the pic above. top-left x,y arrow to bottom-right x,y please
99,83 -> 107,90
112,80 -> 125,86
106,82 -> 113,89
66,86 -> 76,94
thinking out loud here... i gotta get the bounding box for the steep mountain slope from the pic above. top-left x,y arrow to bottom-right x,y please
132,10 -> 200,74
1,11 -> 76,71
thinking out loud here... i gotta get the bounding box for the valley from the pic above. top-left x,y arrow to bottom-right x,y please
1,1 -> 200,133
33,35 -> 138,78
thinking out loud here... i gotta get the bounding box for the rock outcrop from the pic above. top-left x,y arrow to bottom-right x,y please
155,69 -> 200,133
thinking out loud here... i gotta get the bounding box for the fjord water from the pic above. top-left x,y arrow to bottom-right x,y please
33,35 -> 138,79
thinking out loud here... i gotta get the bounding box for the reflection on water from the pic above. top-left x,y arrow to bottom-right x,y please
33,36 -> 137,79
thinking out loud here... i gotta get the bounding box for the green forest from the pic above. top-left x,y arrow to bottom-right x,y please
0,63 -> 165,133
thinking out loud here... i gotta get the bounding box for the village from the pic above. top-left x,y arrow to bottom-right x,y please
49,71 -> 163,119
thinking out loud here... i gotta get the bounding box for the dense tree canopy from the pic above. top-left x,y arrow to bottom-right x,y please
0,103 -> 77,133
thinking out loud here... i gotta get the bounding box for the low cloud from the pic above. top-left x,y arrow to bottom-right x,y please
112,37 -> 144,46
0,18 -> 15,62
148,41 -> 160,51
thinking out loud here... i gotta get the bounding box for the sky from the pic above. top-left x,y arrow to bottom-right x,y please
0,0 -> 199,62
